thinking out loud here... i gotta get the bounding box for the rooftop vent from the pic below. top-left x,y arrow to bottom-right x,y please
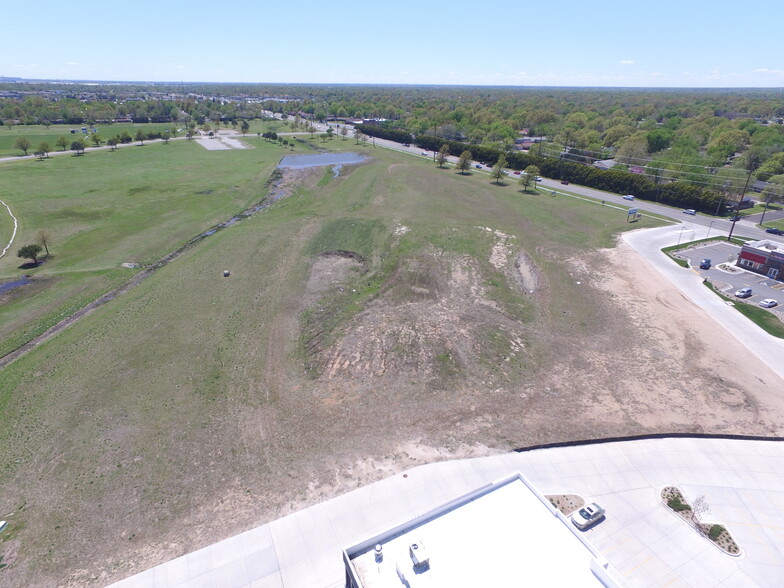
409,541 -> 429,567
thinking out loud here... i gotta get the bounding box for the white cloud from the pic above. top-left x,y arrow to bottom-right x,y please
620,60 -> 634,65
67,61 -> 79,66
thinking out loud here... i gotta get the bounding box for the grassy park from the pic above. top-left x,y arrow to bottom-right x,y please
3,134 -> 775,587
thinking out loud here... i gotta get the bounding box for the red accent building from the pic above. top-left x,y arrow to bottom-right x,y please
737,240 -> 784,280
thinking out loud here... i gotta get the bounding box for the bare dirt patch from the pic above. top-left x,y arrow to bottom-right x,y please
302,252 -> 364,307
546,494 -> 585,516
306,246 -> 528,390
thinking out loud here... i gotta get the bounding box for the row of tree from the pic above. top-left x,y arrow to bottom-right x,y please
424,137 -> 721,212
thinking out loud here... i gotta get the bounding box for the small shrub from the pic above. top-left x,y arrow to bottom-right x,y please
709,524 -> 724,540
668,496 -> 691,512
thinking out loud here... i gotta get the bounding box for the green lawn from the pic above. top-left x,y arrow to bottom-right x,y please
0,140 -> 666,586
0,123 -> 182,157
0,136 -> 296,356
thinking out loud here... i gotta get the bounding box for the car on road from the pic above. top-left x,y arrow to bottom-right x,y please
475,164 -> 482,169
683,209 -> 697,215
513,170 -> 521,175
699,259 -> 711,269
735,287 -> 753,298
421,151 -> 428,156
759,299 -> 778,308
765,227 -> 784,235
561,180 -> 569,185
536,176 -> 543,181
571,503 -> 605,530
623,194 -> 635,201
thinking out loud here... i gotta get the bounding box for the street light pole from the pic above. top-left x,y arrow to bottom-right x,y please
706,220 -> 715,239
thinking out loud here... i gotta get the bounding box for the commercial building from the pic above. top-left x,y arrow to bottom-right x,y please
343,472 -> 623,588
737,239 -> 784,280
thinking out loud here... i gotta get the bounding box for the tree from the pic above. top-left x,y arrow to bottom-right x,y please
162,132 -> 171,144
56,136 -> 69,151
37,141 -> 51,158
691,495 -> 710,536
240,120 -> 250,135
14,136 -> 31,155
341,126 -> 348,141
616,132 -> 649,165
90,133 -> 103,148
71,139 -> 86,155
17,243 -> 43,265
36,229 -> 52,256
437,144 -> 450,168
457,150 -> 472,174
520,165 -> 540,192
326,127 -> 334,140
107,137 -> 118,151
491,154 -> 507,184
135,130 -> 146,145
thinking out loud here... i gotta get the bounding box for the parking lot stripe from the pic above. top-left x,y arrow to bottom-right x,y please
622,554 -> 654,576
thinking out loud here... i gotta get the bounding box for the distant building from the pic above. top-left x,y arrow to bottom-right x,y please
343,472 -> 623,588
737,239 -> 784,280
594,159 -> 617,170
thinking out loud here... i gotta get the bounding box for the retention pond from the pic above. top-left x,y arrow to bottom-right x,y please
278,152 -> 368,169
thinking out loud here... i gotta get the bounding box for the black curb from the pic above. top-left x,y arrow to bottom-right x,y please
513,432 -> 784,453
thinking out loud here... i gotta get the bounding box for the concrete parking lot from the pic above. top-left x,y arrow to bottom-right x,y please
108,438 -> 784,588
681,242 -> 784,305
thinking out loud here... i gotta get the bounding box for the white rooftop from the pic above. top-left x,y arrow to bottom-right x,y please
345,473 -> 617,587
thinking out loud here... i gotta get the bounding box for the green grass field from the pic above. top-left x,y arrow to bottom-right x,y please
0,138 -> 665,586
0,134 -> 318,357
0,121 -> 307,158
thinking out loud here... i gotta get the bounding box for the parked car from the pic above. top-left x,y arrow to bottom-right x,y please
765,227 -> 784,235
475,164 -> 482,169
536,176 -> 543,181
735,287 -> 753,298
623,194 -> 635,201
571,503 -> 605,530
513,170 -> 521,175
683,209 -> 697,215
699,259 -> 711,269
421,151 -> 428,156
561,180 -> 569,185
759,298 -> 778,308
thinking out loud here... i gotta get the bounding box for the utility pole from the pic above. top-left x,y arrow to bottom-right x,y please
727,165 -> 757,242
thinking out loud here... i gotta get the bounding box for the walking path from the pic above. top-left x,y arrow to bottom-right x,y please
0,199 -> 18,258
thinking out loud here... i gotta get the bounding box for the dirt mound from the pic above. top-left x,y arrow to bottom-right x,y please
305,246 -> 530,393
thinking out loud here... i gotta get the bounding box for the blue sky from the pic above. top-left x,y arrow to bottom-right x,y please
5,0 -> 784,87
